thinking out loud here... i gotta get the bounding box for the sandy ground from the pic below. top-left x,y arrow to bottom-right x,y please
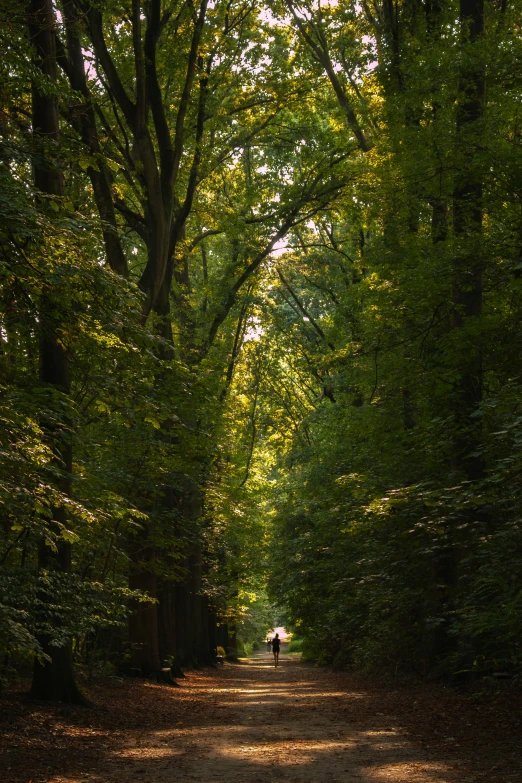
2,649 -> 521,783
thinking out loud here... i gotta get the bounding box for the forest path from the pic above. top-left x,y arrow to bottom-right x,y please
3,651 -> 521,783
94,652 -> 466,783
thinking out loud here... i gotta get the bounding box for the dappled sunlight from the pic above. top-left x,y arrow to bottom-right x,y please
217,738 -> 358,765
92,658 -> 464,783
110,746 -> 183,760
364,762 -> 453,782
4,656 -> 506,783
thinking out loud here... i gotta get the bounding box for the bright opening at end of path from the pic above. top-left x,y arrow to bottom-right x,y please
271,626 -> 291,641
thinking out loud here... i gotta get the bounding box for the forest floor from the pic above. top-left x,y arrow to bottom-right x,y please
1,649 -> 521,783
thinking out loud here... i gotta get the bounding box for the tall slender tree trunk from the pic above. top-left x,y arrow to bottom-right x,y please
426,0 -> 486,670
189,544 -> 203,665
28,0 -> 84,703
207,604 -> 218,661
452,0 -> 485,479
174,564 -> 193,667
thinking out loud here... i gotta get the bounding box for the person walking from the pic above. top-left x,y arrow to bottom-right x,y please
271,632 -> 280,667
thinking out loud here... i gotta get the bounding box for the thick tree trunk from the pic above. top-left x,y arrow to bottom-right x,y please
174,569 -> 193,667
174,547 -> 206,668
158,581 -> 176,664
216,619 -> 229,652
158,582 -> 185,677
31,541 -> 85,702
125,279 -> 176,676
28,0 -> 84,704
196,595 -> 213,666
128,565 -> 162,675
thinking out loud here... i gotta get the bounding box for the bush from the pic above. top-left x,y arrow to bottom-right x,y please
287,638 -> 303,653
237,640 -> 254,657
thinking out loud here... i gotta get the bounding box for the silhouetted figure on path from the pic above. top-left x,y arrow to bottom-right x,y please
272,633 -> 280,666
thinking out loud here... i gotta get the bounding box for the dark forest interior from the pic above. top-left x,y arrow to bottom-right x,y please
2,1 -> 522,764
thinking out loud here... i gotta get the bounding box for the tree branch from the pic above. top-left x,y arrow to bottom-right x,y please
144,0 -> 173,186
86,6 -> 136,129
277,268 -> 335,349
285,0 -> 371,152
170,0 -> 208,189
239,372 -> 259,487
132,0 -> 147,131
221,290 -> 252,401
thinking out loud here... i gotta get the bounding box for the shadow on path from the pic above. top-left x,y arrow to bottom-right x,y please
1,652 -> 520,783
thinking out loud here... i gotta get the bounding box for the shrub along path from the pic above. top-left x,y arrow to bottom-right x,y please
1,650 -> 521,783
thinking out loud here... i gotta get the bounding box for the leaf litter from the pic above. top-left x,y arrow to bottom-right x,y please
1,652 -> 521,783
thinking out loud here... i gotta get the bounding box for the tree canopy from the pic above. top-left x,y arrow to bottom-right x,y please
1,0 -> 522,697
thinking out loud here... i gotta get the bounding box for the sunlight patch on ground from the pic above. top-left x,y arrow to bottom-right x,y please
152,724 -> 256,736
364,761 -> 453,781
217,738 -> 357,765
109,746 -> 183,759
360,730 -> 401,737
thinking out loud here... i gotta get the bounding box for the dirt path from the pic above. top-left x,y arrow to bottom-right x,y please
139,651 -> 452,783
2,651 -> 521,783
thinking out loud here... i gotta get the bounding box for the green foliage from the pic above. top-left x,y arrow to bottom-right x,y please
221,0 -> 522,681
2,0 -> 522,690
236,590 -> 277,649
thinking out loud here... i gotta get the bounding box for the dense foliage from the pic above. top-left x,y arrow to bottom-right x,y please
1,0 -> 521,697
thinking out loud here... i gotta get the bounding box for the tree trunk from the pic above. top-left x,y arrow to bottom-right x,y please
62,0 -> 128,277
128,529 -> 162,678
208,606 -> 218,662
452,0 -> 485,479
425,0 -> 487,670
28,0 -> 84,704
196,595 -> 213,666
31,542 -> 85,702
174,568 -> 193,667
128,578 -> 161,675
216,620 -> 229,652
158,581 -> 185,677
125,283 -> 178,677
189,543 -> 203,666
